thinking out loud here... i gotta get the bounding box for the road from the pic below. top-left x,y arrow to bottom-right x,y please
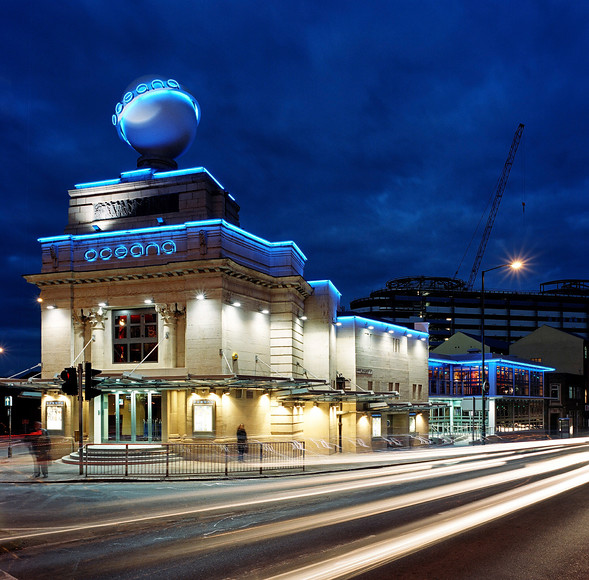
1,439 -> 589,579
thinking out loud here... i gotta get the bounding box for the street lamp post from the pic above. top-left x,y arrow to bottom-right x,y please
480,261 -> 523,444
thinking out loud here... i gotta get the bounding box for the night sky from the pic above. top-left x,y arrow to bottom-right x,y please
2,1 -> 589,376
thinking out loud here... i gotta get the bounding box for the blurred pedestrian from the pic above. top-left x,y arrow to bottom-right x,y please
26,421 -> 51,478
237,424 -> 247,461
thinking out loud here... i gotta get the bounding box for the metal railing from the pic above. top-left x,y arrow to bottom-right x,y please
82,441 -> 305,478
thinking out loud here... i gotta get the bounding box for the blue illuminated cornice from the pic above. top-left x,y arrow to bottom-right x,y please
336,315 -> 429,338
428,356 -> 555,372
38,219 -> 307,261
308,280 -> 342,297
74,166 -> 225,190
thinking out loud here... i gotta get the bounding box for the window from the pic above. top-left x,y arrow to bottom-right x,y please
113,308 -> 158,364
530,371 -> 543,397
514,368 -> 529,396
497,366 -> 514,396
550,383 -> 560,399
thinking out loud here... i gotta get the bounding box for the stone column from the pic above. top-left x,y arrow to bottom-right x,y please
89,308 -> 108,369
156,304 -> 185,369
72,310 -> 90,364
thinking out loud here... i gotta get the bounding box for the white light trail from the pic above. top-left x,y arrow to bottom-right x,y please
1,442 -> 588,547
268,462 -> 589,580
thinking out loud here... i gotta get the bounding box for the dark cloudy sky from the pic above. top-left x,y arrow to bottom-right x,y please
2,1 -> 588,376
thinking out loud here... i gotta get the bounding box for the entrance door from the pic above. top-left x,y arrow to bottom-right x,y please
103,391 -> 162,443
135,393 -> 162,442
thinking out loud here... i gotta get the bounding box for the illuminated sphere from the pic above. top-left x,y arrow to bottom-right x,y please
113,77 -> 200,168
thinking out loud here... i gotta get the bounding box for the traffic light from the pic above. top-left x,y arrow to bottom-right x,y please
60,367 -> 78,396
84,362 -> 102,400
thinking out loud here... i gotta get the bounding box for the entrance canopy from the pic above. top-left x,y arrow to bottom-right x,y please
0,373 -> 445,414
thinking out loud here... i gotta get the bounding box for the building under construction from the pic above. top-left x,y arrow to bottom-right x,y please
349,277 -> 589,349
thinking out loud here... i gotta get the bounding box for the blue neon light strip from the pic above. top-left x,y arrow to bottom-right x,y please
154,167 -> 224,190
120,168 -> 155,180
428,357 -> 555,372
74,178 -> 121,189
38,219 -> 307,261
336,315 -> 429,338
74,167 -> 224,190
308,280 -> 342,297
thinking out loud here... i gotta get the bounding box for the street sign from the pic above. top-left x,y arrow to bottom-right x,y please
4,396 -> 12,407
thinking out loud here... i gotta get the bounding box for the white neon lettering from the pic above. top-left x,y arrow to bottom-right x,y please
130,243 -> 144,257
161,240 -> 176,254
84,240 -> 177,263
99,247 -> 113,260
114,246 -> 128,259
145,243 -> 161,255
85,249 -> 98,262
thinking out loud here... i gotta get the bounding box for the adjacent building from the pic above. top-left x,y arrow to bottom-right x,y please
510,325 -> 589,434
350,275 -> 589,349
428,352 -> 554,438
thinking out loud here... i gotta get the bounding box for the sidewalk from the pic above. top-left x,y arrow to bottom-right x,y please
0,441 -> 470,484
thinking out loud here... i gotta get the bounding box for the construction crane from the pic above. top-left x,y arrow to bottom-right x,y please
465,123 -> 525,290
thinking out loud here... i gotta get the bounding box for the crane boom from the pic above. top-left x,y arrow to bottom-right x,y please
466,123 -> 525,290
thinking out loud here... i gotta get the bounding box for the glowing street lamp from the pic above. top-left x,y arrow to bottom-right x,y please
480,260 -> 524,443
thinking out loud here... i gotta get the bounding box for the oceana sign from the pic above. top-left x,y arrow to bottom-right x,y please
84,240 -> 177,262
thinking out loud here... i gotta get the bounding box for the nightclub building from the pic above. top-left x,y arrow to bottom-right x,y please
20,78 -> 431,453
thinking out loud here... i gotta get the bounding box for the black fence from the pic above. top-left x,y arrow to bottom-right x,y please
82,441 -> 305,478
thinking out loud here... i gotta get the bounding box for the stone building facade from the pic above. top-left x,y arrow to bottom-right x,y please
25,166 -> 430,452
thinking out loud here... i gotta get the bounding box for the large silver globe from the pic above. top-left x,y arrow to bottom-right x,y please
113,78 -> 200,168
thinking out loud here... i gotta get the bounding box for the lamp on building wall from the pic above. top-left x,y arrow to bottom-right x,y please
480,260 -> 523,444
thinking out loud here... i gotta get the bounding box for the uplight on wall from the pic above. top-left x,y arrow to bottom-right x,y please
144,298 -> 153,305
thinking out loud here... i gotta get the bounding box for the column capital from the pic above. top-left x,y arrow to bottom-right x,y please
156,303 -> 186,325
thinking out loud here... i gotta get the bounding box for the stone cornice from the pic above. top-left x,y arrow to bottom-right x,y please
24,258 -> 312,298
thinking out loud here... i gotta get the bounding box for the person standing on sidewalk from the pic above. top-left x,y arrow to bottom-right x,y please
237,424 -> 247,461
26,421 -> 51,478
